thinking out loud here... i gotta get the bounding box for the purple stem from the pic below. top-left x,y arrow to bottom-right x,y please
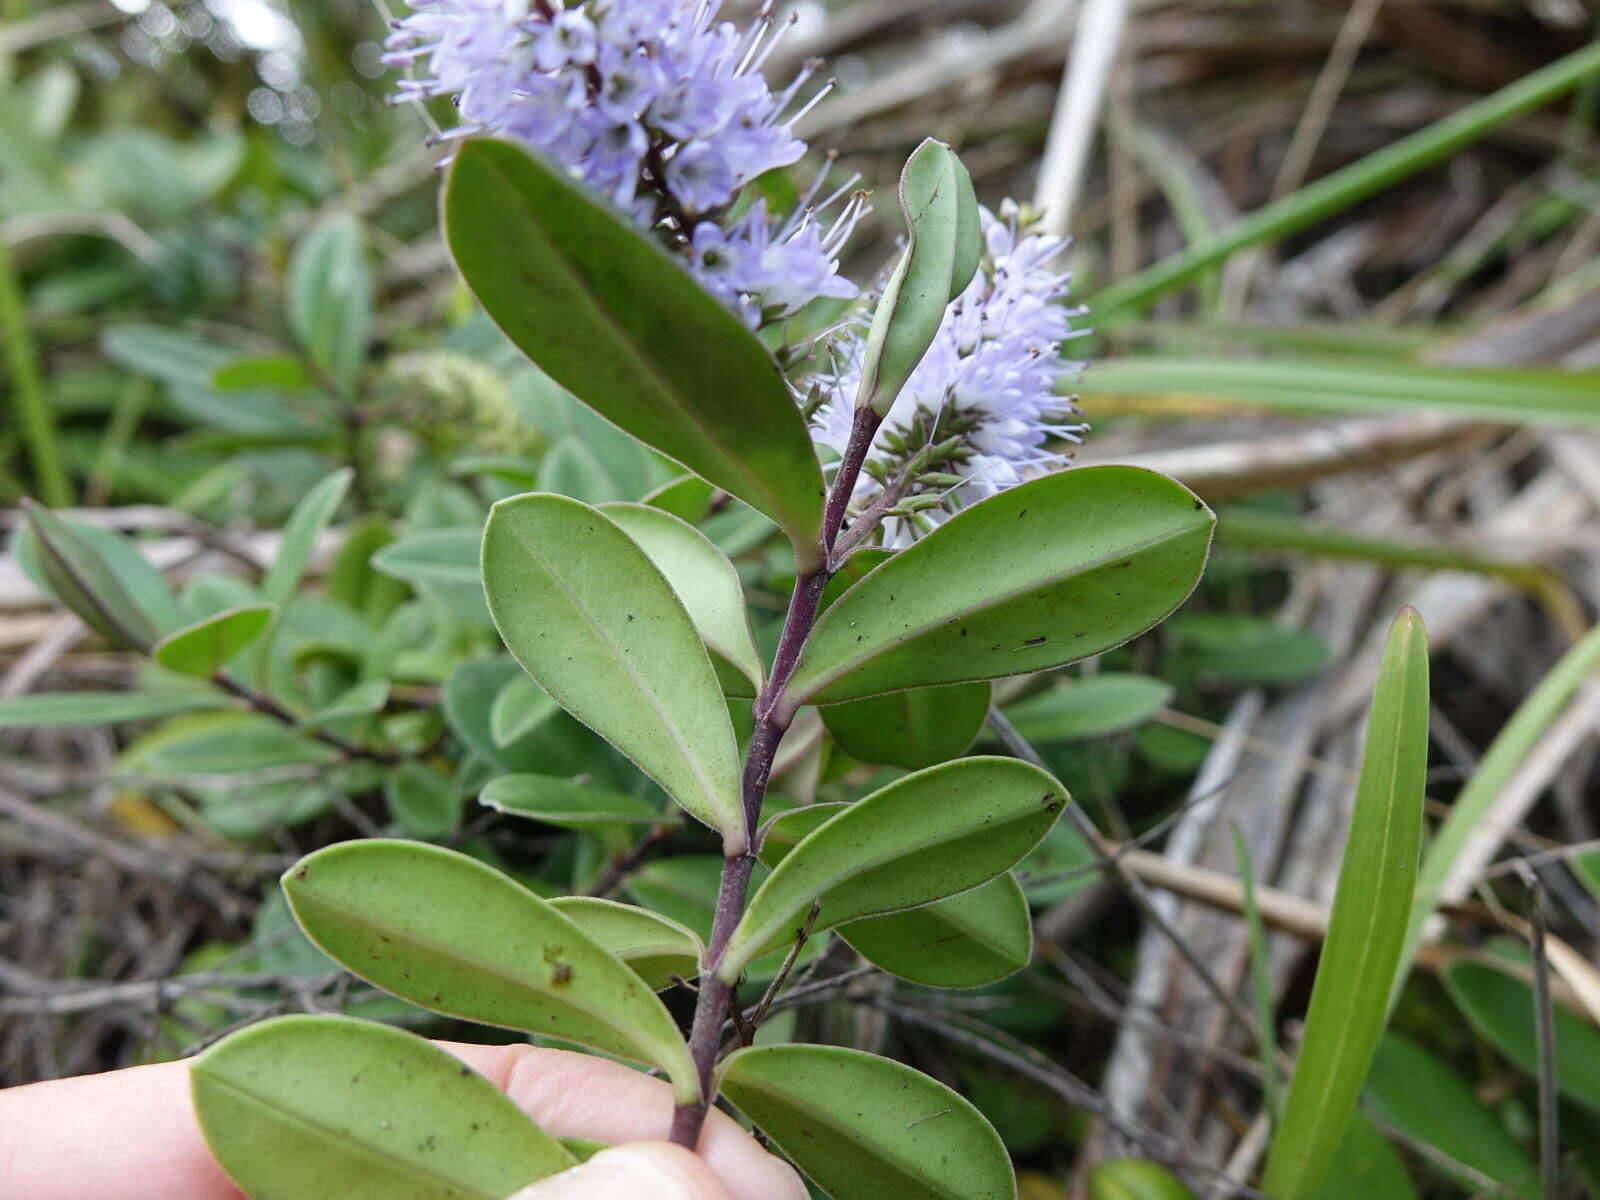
668,405 -> 882,1148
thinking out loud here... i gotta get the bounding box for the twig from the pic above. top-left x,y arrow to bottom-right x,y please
211,671 -> 401,765
587,823 -> 673,898
1516,863 -> 1561,1199
747,901 -> 822,1033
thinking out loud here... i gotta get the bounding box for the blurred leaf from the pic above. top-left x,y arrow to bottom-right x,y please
0,690 -> 223,727
1313,1112 -> 1416,1200
480,774 -> 667,827
301,680 -> 390,730
1262,609 -> 1429,1200
856,139 -> 982,417
212,356 -> 311,393
1002,674 -> 1173,741
784,467 -> 1214,706
1441,961 -> 1600,1114
720,757 -> 1067,978
283,840 -> 700,1102
600,502 -> 764,690
482,493 -> 743,846
1088,1160 -> 1199,1200
262,468 -> 354,608
642,474 -> 714,524
191,1015 -> 572,1200
1169,613 -> 1328,686
20,501 -> 158,650
547,896 -> 702,990
119,711 -> 337,776
489,675 -> 560,747
385,762 -> 461,837
153,604 -> 274,676
717,1044 -> 1013,1200
1365,1033 -> 1536,1198
822,681 -> 990,770
287,215 -> 372,395
840,874 -> 1032,988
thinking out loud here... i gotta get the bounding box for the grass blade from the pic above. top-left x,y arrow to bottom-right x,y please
1261,607 -> 1429,1200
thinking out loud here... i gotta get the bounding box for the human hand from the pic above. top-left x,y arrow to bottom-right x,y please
0,1040 -> 804,1200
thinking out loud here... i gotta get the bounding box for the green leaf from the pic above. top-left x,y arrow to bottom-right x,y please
720,756 -> 1067,979
1262,608 -> 1430,1200
152,604 -> 274,676
717,1044 -> 1013,1200
1313,1112 -> 1416,1200
1088,1160 -> 1200,1200
190,1014 -> 572,1200
14,513 -> 186,636
0,690 -> 224,727
489,675 -> 559,747
288,215 -> 372,394
759,803 -> 847,865
822,681 -> 990,770
385,762 -> 461,837
840,874 -> 1032,989
642,474 -> 715,524
480,774 -> 668,827
599,502 -> 764,689
782,467 -> 1214,707
1169,613 -> 1328,686
301,679 -> 390,730
856,139 -> 982,417
283,840 -> 700,1103
371,529 -> 480,587
1002,673 -> 1173,741
212,355 -> 312,393
20,500 -> 158,650
445,140 -> 827,567
262,468 -> 354,607
1365,1033 -> 1536,1198
1441,960 -> 1600,1115
482,493 -> 744,847
547,896 -> 702,990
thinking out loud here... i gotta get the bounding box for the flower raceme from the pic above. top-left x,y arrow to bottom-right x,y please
385,0 -> 862,327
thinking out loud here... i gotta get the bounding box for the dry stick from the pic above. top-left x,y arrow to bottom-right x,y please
1034,0 -> 1128,234
1269,0 -> 1386,201
987,710 -> 1269,1051
1517,863 -> 1561,1200
669,406 -> 883,1148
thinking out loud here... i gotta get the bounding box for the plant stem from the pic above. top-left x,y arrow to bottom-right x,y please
668,405 -> 882,1148
0,234 -> 70,506
212,671 -> 401,765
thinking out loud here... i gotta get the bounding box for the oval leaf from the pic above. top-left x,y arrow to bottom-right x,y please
548,896 -> 702,990
482,493 -> 744,847
720,756 -> 1067,979
1262,608 -> 1430,1200
1088,1160 -> 1200,1200
445,140 -> 827,568
490,675 -> 560,747
153,604 -> 274,676
191,1014 -> 573,1200
782,467 -> 1215,707
599,501 -> 764,689
717,1044 -> 1013,1200
282,840 -> 699,1103
1001,673 -> 1173,741
822,681 -> 990,770
385,762 -> 461,837
840,873 -> 1032,988
481,774 -> 669,827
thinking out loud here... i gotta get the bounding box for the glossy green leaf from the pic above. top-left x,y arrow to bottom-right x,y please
822,681 -> 989,770
1365,1033 -> 1536,1198
0,690 -> 224,727
547,896 -> 702,990
480,774 -> 667,827
385,762 -> 461,837
20,499 -> 157,650
445,140 -> 827,567
489,675 -> 559,748
287,215 -> 372,394
783,468 -> 1214,707
282,840 -> 700,1102
1441,960 -> 1600,1114
1313,1113 -> 1416,1200
1088,1160 -> 1199,1200
717,1044 -> 1013,1200
599,502 -> 764,688
482,493 -> 744,846
841,874 -> 1032,988
152,604 -> 273,676
1263,608 -> 1429,1200
856,139 -> 981,417
1002,674 -> 1173,741
261,468 -> 353,607
720,756 -> 1067,979
191,1014 -> 572,1200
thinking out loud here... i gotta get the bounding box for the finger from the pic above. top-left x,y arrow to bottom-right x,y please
443,1043 -> 805,1200
510,1143 -> 734,1200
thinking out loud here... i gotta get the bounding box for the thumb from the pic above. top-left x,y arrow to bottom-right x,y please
512,1143 -> 736,1200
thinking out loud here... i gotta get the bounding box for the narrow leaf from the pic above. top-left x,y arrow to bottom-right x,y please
547,896 -> 702,991
0,690 -> 223,727
262,468 -> 353,606
482,493 -> 744,847
287,215 -> 372,394
191,1014 -> 573,1200
20,499 -> 157,650
283,840 -> 700,1103
717,1044 -> 1013,1200
480,774 -> 668,827
1262,607 -> 1429,1200
152,604 -> 274,676
1002,673 -> 1173,741
445,140 -> 827,567
720,756 -> 1067,980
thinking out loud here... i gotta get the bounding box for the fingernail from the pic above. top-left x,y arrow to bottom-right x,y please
510,1145 -> 713,1200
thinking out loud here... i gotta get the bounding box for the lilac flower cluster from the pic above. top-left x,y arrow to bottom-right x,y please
810,202 -> 1090,544
385,0 -> 862,326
